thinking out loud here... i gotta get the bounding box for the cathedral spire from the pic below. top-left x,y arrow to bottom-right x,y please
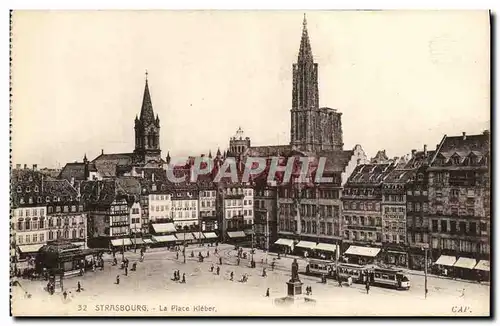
298,13 -> 313,64
140,71 -> 155,124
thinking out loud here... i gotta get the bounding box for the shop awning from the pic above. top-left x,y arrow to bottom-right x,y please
143,239 -> 153,244
315,243 -> 336,252
203,232 -> 218,239
152,235 -> 178,243
71,242 -> 85,248
152,223 -> 177,234
131,238 -> 145,245
227,231 -> 246,238
274,238 -> 294,247
193,232 -> 205,239
453,257 -> 477,269
18,244 -> 44,253
474,260 -> 490,272
296,241 -> 316,249
175,232 -> 195,241
344,245 -> 381,257
111,238 -> 132,247
434,255 -> 457,267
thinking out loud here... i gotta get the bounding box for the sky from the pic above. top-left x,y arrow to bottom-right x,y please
11,10 -> 490,168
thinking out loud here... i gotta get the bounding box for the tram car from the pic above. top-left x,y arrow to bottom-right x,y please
337,263 -> 369,283
306,259 -> 335,276
370,267 -> 411,290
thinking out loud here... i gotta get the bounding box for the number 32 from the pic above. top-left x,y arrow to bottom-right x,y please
78,305 -> 87,311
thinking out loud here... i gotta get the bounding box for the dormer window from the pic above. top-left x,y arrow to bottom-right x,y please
26,186 -> 30,192
34,186 -> 39,192
46,196 -> 50,203
17,186 -> 21,193
28,197 -> 33,204
37,197 -> 42,203
20,198 -> 25,204
53,196 -> 57,202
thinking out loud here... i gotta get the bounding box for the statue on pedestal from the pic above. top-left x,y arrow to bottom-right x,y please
290,258 -> 300,282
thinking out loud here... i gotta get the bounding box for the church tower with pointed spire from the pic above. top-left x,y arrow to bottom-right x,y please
290,15 -> 343,152
134,71 -> 162,162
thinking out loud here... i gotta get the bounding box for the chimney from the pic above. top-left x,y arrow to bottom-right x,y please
411,149 -> 417,158
24,164 -> 28,169
101,149 -> 104,155
462,132 -> 466,140
423,144 -> 427,156
16,164 -> 21,169
32,164 -> 38,171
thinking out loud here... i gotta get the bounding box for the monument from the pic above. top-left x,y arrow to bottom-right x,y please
287,258 -> 303,296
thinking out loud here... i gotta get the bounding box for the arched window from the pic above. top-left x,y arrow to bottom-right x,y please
56,230 -> 61,239
48,230 -> 54,240
63,230 -> 69,239
34,186 -> 39,192
72,229 -> 77,239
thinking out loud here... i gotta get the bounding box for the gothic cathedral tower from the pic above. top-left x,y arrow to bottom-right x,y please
290,15 -> 343,153
134,73 -> 162,163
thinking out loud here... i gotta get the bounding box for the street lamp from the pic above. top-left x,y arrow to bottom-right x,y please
420,243 -> 429,299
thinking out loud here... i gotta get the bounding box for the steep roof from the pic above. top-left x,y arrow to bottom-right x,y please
245,145 -> 294,157
59,162 -> 86,181
139,79 -> 156,126
345,163 -> 395,186
91,153 -> 139,177
431,133 -> 490,167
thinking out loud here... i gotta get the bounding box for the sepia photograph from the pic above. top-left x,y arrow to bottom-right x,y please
9,10 -> 491,317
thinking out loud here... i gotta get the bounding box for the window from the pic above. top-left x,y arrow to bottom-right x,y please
431,220 -> 438,232
17,186 -> 21,193
26,209 -> 30,217
33,234 -> 38,242
40,234 -> 44,242
17,219 -> 23,231
72,229 -> 77,239
459,222 -> 466,234
451,189 -> 459,198
327,222 -> 332,235
440,220 -> 447,232
48,231 -> 54,240
320,222 -> 325,234
469,222 -> 477,235
25,218 -> 31,230
56,218 -> 61,227
480,222 -> 487,232
25,235 -> 30,243
450,221 -> 456,234
26,186 -> 30,192
18,236 -> 23,244
39,218 -> 44,229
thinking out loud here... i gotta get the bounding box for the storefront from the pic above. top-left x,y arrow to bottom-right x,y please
343,245 -> 381,265
453,257 -> 477,280
474,260 -> 490,282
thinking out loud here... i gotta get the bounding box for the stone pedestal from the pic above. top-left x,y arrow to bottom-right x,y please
287,280 -> 303,297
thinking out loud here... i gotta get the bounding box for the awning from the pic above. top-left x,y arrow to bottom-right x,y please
143,239 -> 153,244
152,223 -> 177,234
474,260 -> 490,271
453,257 -> 477,269
18,244 -> 44,253
344,245 -> 381,257
175,233 -> 195,241
193,232 -> 205,239
152,235 -> 178,243
274,238 -> 294,247
434,255 -> 457,267
131,238 -> 145,245
111,238 -> 132,247
315,243 -> 336,252
203,232 -> 218,239
296,241 -> 316,249
227,231 -> 246,238
71,242 -> 85,248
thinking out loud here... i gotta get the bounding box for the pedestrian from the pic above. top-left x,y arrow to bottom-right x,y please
219,257 -> 222,265
271,261 -> 275,271
125,267 -> 128,276
77,281 -> 81,292
266,288 -> 270,297
262,268 -> 267,277
182,273 -> 186,284
207,251 -> 210,258
216,266 -> 220,275
309,286 -> 313,295
131,262 -> 137,271
460,288 -> 465,298
63,291 -> 67,300
230,271 -> 234,281
191,251 -> 195,258
210,264 -> 214,272
113,257 -> 117,266
215,248 -> 218,254
237,257 -> 240,266
116,275 -> 120,285
365,282 -> 370,294
338,277 -> 342,287
176,252 -> 179,260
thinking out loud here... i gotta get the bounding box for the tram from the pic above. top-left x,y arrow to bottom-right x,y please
337,263 -> 369,283
306,259 -> 335,276
371,267 -> 411,290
